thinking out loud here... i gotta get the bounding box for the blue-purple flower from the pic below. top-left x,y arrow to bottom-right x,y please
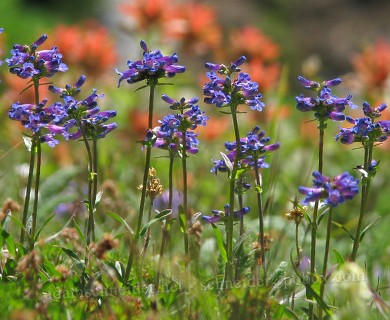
203,56 -> 265,111
8,99 -> 68,147
335,115 -> 390,145
211,126 -> 279,174
115,40 -> 185,87
49,75 -> 117,140
295,76 -> 356,121
5,34 -> 68,79
299,171 -> 359,207
147,95 -> 208,155
202,204 -> 250,224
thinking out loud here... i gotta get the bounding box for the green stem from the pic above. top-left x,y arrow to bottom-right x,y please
124,84 -> 156,284
319,207 -> 333,320
80,123 -> 95,246
351,143 -> 373,261
28,78 -> 41,249
225,105 -> 241,286
308,117 -> 325,320
181,126 -> 190,266
29,138 -> 41,250
254,159 -> 266,279
155,152 -> 174,291
20,137 -> 36,244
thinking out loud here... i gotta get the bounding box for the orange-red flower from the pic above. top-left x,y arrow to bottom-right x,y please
48,21 -> 117,78
166,2 -> 222,56
120,0 -> 173,31
353,38 -> 390,93
228,26 -> 281,90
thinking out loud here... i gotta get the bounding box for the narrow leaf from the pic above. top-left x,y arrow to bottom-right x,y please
211,223 -> 227,263
106,212 -> 134,234
139,209 -> 172,237
22,136 -> 32,152
332,221 -> 355,241
360,216 -> 381,241
220,152 -> 233,174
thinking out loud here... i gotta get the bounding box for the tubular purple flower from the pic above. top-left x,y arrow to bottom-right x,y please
299,171 -> 359,207
116,41 -> 185,87
202,204 -> 250,224
33,34 -> 48,47
297,76 -> 320,90
324,78 -> 342,87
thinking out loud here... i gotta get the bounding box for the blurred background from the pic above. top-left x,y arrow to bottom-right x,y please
1,0 -> 390,280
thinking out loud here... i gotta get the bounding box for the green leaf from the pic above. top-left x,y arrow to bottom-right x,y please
106,211 -> 134,234
178,205 -> 187,233
360,216 -> 381,241
233,230 -> 251,256
139,209 -> 172,237
332,221 -> 355,241
34,213 -> 56,242
211,223 -> 227,263
234,168 -> 246,180
60,247 -> 81,262
332,248 -> 345,265
22,136 -> 32,152
220,152 -> 233,175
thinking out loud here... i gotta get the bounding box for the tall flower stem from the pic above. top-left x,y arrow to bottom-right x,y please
29,137 -> 41,250
155,152 -> 174,291
29,78 -> 42,249
124,84 -> 156,283
20,138 -> 36,244
351,143 -> 373,261
80,123 -> 95,246
225,105 -> 241,285
181,134 -> 190,265
309,118 -> 325,320
254,159 -> 266,280
319,207 -> 333,320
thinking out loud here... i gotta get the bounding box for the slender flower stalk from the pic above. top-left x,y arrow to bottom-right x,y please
203,56 -> 266,285
49,75 -> 117,248
155,151 -> 174,291
159,94 -> 208,268
299,170 -> 359,318
253,156 -> 266,278
5,34 -> 68,247
335,101 -> 389,260
319,207 -> 333,320
295,76 -> 355,319
116,41 -> 185,283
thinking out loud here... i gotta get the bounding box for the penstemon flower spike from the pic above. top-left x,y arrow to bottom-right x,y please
5,34 -> 68,248
336,101 -> 390,261
295,75 -> 354,320
116,40 -> 185,284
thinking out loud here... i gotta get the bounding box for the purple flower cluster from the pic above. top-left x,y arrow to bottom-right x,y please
299,171 -> 359,207
149,95 -> 208,154
8,75 -> 117,147
49,75 -> 117,140
116,40 -> 185,87
295,76 -> 356,121
5,34 -> 68,79
211,126 -> 280,174
203,56 -> 265,111
335,102 -> 390,144
202,204 -> 250,224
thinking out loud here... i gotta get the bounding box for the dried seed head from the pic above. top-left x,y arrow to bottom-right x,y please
60,227 -> 80,243
285,207 -> 306,224
188,220 -> 203,245
1,198 -> 21,220
17,250 -> 42,277
92,234 -> 119,259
